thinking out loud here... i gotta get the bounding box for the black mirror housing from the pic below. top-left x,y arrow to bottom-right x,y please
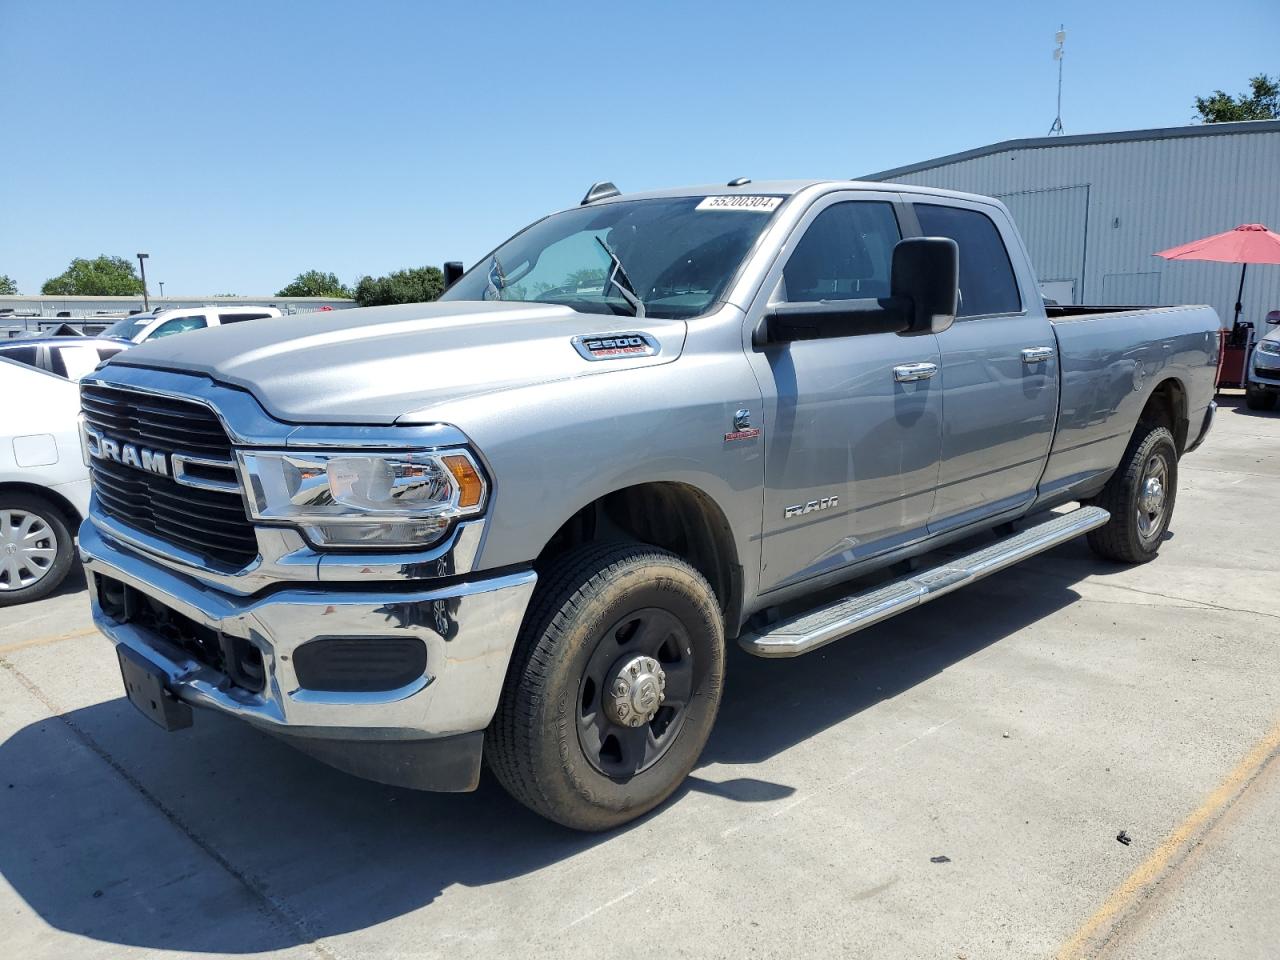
758,235 -> 959,345
891,236 -> 958,335
761,299 -> 911,344
443,261 -> 465,290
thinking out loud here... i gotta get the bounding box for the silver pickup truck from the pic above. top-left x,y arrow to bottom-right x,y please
78,179 -> 1219,830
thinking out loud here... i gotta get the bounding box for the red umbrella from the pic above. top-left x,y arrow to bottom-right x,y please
1155,223 -> 1280,327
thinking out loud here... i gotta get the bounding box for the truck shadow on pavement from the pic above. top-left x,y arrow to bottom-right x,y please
0,544 -> 1091,954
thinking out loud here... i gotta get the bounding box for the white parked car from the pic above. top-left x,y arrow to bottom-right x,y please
100,305 -> 283,344
0,357 -> 93,604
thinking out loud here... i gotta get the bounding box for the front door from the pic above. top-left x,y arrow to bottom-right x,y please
747,194 -> 944,594
913,200 -> 1060,533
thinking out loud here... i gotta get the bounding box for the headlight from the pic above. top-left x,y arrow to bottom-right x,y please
1257,339 -> 1280,356
237,449 -> 487,549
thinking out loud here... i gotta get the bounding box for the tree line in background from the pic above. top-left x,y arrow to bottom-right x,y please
1,257 -> 447,307
1195,73 -> 1278,123
275,266 -> 445,306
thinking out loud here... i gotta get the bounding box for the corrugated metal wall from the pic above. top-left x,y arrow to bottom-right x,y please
877,128 -> 1280,327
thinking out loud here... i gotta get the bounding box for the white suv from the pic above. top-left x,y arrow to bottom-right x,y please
100,305 -> 282,344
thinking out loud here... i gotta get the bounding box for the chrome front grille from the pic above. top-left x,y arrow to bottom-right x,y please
81,383 -> 259,569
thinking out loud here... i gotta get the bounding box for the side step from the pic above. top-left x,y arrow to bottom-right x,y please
739,506 -> 1110,658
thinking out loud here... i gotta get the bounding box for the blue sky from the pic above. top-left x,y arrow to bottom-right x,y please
2,0 -> 1276,296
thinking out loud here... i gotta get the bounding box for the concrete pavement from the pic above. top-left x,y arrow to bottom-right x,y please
1,394 -> 1277,959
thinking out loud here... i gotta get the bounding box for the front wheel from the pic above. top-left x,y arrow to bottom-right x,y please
486,542 -> 725,831
1086,424 -> 1178,564
0,494 -> 75,606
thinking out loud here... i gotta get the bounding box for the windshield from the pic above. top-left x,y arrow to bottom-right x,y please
440,195 -> 784,319
103,315 -> 153,340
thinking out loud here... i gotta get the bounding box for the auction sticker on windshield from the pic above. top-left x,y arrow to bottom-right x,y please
695,196 -> 783,212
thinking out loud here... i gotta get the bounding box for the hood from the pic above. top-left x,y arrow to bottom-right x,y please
111,300 -> 687,424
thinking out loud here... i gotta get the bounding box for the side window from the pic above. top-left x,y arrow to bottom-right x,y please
218,312 -> 270,324
0,346 -> 40,370
149,315 -> 208,339
97,346 -> 125,363
51,345 -> 106,380
915,204 -> 1021,317
783,201 -> 900,302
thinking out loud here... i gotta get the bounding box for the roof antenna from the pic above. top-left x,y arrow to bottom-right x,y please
1048,26 -> 1066,136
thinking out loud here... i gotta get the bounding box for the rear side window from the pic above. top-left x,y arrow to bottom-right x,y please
915,204 -> 1022,317
218,312 -> 271,324
150,315 -> 208,339
783,201 -> 901,302
0,345 -> 40,370
50,344 -> 106,380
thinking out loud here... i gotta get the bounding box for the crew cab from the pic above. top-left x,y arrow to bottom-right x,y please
78,179 -> 1219,829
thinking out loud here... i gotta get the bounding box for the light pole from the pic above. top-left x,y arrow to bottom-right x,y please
136,253 -> 151,311
159,281 -> 165,298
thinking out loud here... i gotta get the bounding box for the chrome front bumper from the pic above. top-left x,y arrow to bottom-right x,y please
79,521 -> 536,744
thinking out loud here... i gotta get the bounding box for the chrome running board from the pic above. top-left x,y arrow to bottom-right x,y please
740,506 -> 1110,658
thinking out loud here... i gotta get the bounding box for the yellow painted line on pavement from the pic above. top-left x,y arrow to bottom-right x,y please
1057,716 -> 1280,959
0,626 -> 100,657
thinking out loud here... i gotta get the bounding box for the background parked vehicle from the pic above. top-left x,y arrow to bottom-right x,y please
0,336 -> 126,380
0,357 -> 91,605
101,305 -> 282,344
1245,310 -> 1280,410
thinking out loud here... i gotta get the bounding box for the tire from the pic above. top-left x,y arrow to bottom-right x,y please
1245,383 -> 1277,411
487,542 -> 725,831
1086,425 -> 1178,564
0,493 -> 75,607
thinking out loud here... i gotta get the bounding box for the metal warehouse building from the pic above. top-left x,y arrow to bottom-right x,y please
866,119 -> 1280,327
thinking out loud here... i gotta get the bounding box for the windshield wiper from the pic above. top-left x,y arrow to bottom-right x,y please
595,236 -> 645,319
484,255 -> 509,301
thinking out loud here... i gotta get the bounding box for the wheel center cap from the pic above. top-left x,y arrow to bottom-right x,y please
1140,477 -> 1164,513
2,542 -> 16,557
606,655 -> 667,727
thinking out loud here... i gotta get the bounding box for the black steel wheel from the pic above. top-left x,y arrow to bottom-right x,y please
577,607 -> 695,779
487,542 -> 724,831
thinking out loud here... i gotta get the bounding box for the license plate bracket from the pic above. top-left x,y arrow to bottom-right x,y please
117,645 -> 193,732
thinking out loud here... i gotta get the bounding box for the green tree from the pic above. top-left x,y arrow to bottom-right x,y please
353,265 -> 445,307
276,270 -> 352,298
0,275 -> 16,295
41,256 -> 144,296
1194,73 -> 1280,122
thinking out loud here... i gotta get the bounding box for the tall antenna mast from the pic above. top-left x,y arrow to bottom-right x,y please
1048,26 -> 1066,135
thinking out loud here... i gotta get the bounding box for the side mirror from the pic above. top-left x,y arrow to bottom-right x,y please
443,261 -> 465,290
891,236 -> 958,335
1266,310 -> 1280,326
758,236 -> 959,344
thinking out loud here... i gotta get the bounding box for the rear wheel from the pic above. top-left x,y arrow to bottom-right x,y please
1245,383 -> 1277,411
1086,425 -> 1178,564
0,494 -> 75,606
486,542 -> 725,831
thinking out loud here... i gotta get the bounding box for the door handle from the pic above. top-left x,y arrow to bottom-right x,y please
1021,346 -> 1056,364
893,362 -> 938,383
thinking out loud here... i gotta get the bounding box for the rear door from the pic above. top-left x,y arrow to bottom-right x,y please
746,192 -> 944,593
912,200 -> 1059,533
